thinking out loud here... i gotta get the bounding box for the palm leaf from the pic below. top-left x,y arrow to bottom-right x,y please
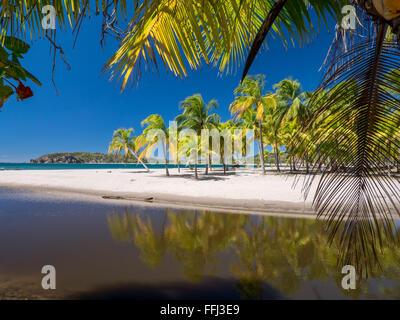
293,12 -> 400,275
103,0 -> 346,91
241,0 -> 288,81
0,0 -> 128,39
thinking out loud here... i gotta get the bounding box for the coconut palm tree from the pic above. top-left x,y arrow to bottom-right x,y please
108,128 -> 149,171
281,120 -> 301,172
179,136 -> 201,180
218,120 -> 236,175
101,1 -> 346,90
0,1 -> 129,36
267,122 -> 284,172
176,94 -> 220,175
235,108 -> 260,168
136,114 -> 170,176
273,79 -> 311,126
273,78 -> 311,171
230,75 -> 276,174
260,98 -> 283,172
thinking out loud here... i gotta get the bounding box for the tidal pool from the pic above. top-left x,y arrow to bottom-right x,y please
0,187 -> 399,300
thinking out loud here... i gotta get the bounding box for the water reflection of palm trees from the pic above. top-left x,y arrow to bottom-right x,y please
107,209 -> 400,299
108,208 -> 169,268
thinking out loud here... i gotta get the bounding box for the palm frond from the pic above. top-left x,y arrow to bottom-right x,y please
241,0 -> 288,81
0,0 -> 129,40
103,0 -> 346,91
294,12 -> 400,275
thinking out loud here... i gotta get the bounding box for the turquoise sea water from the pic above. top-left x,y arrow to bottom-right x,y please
0,163 -> 224,170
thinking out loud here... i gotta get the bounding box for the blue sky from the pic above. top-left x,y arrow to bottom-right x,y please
0,14 -> 337,162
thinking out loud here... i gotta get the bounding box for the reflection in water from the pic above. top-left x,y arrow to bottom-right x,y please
3,187 -> 400,299
108,209 -> 400,299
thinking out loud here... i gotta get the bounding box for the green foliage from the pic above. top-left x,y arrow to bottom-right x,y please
3,36 -> 30,54
102,0 -> 346,90
176,94 -> 220,134
0,1 -> 129,39
0,35 -> 40,110
108,128 -> 137,162
0,82 -> 14,104
31,152 -> 147,163
230,75 -> 276,173
108,207 -> 400,298
136,114 -> 170,175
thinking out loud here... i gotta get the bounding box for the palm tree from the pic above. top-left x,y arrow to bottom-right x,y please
0,1 -> 129,35
272,78 -> 311,171
176,94 -> 220,175
281,120 -> 300,172
102,1 -> 346,90
230,75 -> 276,174
179,136 -> 201,180
136,114 -> 170,176
173,138 -> 187,174
270,124 -> 284,172
273,79 -> 311,125
218,120 -> 236,175
108,128 -> 149,171
235,108 -> 259,168
260,100 -> 281,172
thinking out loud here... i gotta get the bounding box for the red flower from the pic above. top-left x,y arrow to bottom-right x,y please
16,81 -> 33,100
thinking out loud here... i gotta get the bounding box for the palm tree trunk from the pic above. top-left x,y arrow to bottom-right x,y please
131,150 -> 150,172
305,151 -> 309,174
274,135 -> 280,172
388,142 -> 392,175
288,148 -> 296,172
162,141 -> 170,176
397,149 -> 400,172
177,161 -> 180,173
194,159 -> 198,180
165,162 -> 169,176
258,119 -> 266,175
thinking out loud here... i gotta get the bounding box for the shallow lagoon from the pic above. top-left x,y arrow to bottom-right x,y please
0,188 -> 399,300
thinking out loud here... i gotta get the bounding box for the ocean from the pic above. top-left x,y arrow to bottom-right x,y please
0,163 -> 226,170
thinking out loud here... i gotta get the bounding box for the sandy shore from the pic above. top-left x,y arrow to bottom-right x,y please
0,167 -> 318,216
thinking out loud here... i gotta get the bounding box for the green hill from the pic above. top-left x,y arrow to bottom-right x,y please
30,152 -> 146,164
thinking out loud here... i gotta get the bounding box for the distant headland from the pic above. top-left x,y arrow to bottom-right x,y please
30,152 -> 145,164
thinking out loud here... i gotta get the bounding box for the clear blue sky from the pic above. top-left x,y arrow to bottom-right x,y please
0,15 -> 337,162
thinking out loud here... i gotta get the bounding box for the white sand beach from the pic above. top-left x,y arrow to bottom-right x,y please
0,167 -> 319,216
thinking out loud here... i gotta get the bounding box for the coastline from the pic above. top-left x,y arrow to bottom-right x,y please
0,167 -> 318,218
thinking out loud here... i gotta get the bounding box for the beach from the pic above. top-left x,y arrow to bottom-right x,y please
0,168 -> 317,216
